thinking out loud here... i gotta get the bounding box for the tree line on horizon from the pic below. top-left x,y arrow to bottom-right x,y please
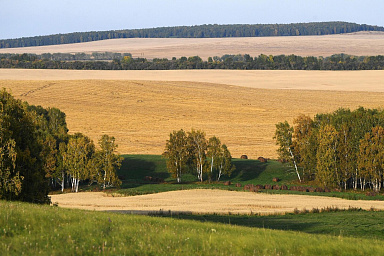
275,107 -> 384,192
0,89 -> 122,204
1,53 -> 384,70
1,22 -> 383,48
163,129 -> 235,183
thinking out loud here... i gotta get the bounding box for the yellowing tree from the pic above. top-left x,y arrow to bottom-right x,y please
163,129 -> 188,183
316,124 -> 338,187
95,135 -> 122,189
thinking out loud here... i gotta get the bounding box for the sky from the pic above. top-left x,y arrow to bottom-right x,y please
1,0 -> 383,40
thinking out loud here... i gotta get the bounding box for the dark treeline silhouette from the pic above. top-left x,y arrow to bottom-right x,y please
1,22 -> 383,48
1,53 -> 383,70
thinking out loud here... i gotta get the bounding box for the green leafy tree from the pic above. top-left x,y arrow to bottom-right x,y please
163,129 -> 188,183
217,144 -> 235,181
207,136 -> 221,182
187,130 -> 207,182
94,135 -> 122,189
316,124 -> 338,187
274,121 -> 301,182
358,126 -> 384,191
64,133 -> 95,192
292,115 -> 316,181
0,89 -> 49,203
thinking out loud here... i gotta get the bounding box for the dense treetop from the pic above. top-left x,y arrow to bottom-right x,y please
1,53 -> 383,70
275,107 -> 384,192
1,22 -> 383,48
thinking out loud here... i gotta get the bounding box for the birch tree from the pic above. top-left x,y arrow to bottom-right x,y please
95,135 -> 122,189
217,144 -> 235,181
207,136 -> 221,182
163,129 -> 188,183
316,124 -> 338,187
358,126 -> 384,191
187,130 -> 207,182
293,115 -> 316,181
64,133 -> 95,192
274,121 -> 301,182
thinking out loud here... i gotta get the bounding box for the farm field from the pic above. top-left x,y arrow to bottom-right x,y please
2,69 -> 384,92
50,189 -> 384,215
0,72 -> 384,158
1,31 -> 384,59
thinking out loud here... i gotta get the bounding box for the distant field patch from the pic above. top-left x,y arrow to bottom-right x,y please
0,31 -> 383,59
1,78 -> 383,158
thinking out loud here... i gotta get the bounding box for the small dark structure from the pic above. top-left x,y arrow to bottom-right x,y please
272,177 -> 280,182
255,184 -> 265,190
224,181 -> 232,186
258,157 -> 268,162
241,155 -> 248,159
235,183 -> 242,188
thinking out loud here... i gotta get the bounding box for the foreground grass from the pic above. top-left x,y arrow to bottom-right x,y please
2,201 -> 384,255
165,210 -> 384,241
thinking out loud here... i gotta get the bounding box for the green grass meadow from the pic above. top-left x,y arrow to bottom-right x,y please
2,200 -> 384,256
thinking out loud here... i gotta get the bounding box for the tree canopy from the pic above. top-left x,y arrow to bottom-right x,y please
275,107 -> 384,191
163,129 -> 234,183
1,53 -> 383,70
1,22 -> 383,48
0,89 -> 122,203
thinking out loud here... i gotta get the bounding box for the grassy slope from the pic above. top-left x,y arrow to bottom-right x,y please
114,155 -> 295,196
166,210 -> 384,241
114,155 -> 384,201
1,200 -> 384,256
118,154 -> 294,184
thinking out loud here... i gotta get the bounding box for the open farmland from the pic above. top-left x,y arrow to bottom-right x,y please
1,31 -> 384,59
50,189 -> 384,215
1,70 -> 384,158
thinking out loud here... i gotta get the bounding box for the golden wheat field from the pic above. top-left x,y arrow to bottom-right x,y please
1,70 -> 384,159
50,189 -> 384,215
1,31 -> 384,59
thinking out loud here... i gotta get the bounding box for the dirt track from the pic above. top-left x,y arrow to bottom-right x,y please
50,189 -> 384,215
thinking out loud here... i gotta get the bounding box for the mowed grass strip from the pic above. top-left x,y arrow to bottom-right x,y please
1,200 -> 384,256
2,79 -> 384,158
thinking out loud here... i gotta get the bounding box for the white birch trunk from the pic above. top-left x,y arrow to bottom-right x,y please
289,148 -> 301,182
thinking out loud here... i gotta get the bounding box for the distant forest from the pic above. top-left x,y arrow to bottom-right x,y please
1,53 -> 383,70
1,22 -> 384,48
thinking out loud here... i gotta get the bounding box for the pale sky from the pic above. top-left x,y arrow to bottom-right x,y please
1,0 -> 383,40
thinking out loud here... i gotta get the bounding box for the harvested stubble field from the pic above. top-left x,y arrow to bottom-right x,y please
1,31 -> 384,59
50,189 -> 384,215
1,70 -> 384,158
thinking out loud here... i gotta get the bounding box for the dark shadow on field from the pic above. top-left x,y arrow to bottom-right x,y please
229,159 -> 268,182
159,214 -> 320,235
118,155 -> 170,185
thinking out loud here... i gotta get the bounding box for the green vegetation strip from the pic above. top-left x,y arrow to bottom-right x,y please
113,155 -> 384,201
1,200 -> 384,255
164,210 -> 384,241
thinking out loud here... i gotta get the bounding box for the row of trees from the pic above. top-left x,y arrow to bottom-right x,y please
0,89 -> 122,203
274,107 -> 384,191
163,129 -> 235,183
1,22 -> 382,48
0,52 -> 132,61
1,53 -> 384,70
